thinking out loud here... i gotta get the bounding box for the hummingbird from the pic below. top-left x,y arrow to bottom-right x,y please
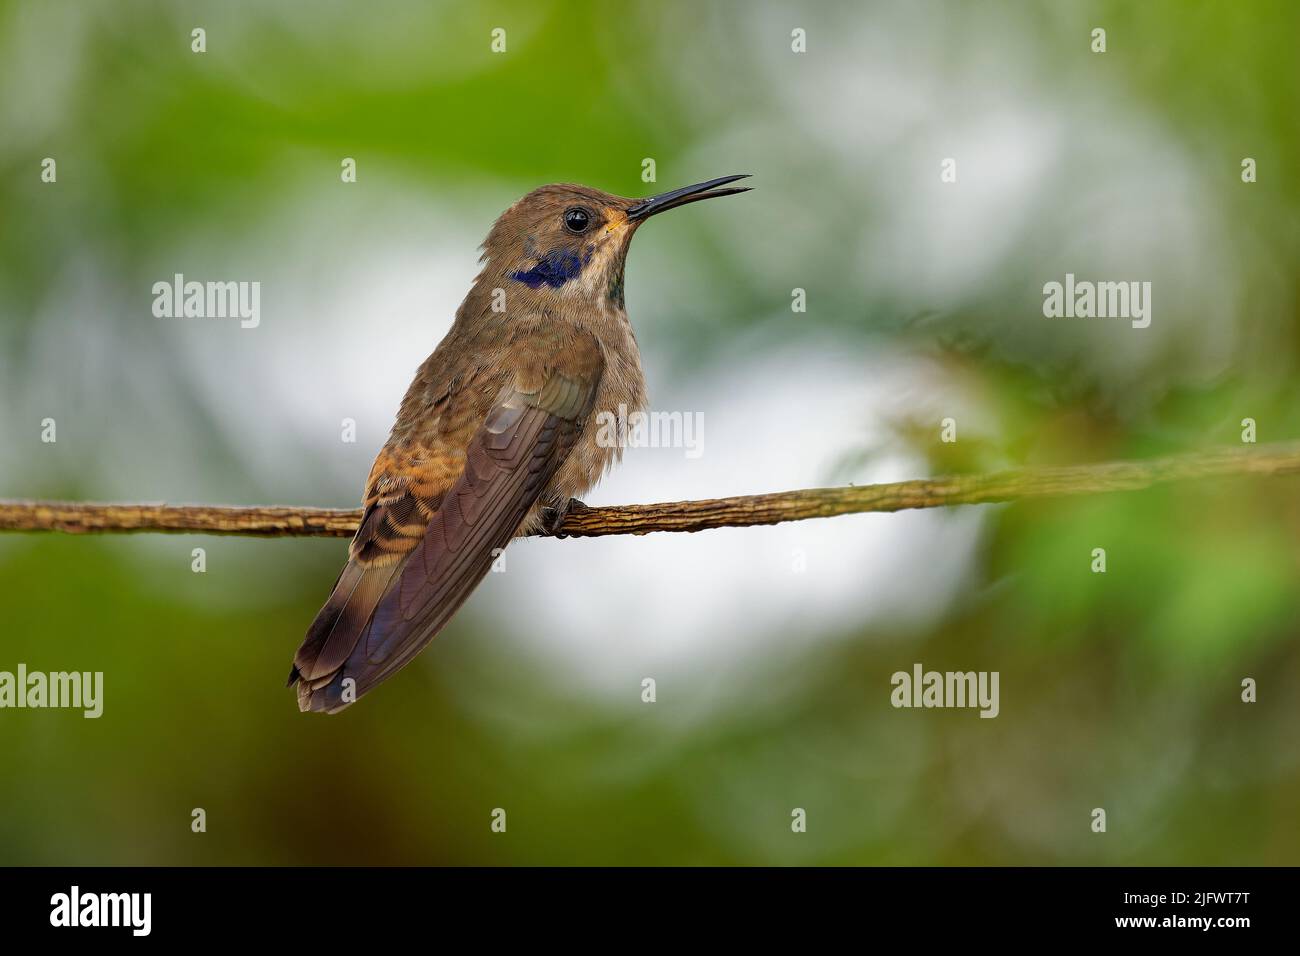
289,175 -> 751,713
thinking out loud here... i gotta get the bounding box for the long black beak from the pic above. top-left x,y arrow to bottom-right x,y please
625,174 -> 752,222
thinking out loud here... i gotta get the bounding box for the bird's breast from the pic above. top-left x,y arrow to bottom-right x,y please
544,310 -> 647,507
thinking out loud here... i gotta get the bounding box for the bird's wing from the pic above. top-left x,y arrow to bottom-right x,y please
292,337 -> 603,713
287,447 -> 450,699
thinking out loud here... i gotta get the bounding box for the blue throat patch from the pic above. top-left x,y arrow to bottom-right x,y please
510,250 -> 586,289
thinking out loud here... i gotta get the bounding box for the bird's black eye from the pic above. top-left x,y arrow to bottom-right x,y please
563,207 -> 592,233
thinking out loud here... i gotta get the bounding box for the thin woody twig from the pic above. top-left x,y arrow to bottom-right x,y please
1,443 -> 1297,540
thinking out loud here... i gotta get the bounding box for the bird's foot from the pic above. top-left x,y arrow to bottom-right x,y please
540,498 -> 587,537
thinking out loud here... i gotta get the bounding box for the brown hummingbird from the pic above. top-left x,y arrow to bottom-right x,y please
289,175 -> 751,713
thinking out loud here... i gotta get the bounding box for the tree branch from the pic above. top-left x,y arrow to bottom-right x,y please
1,442 -> 1297,540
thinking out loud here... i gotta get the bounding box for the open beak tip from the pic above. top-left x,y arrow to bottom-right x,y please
627,175 -> 755,221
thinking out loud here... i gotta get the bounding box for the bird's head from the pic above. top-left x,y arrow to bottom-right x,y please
476,175 -> 751,309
